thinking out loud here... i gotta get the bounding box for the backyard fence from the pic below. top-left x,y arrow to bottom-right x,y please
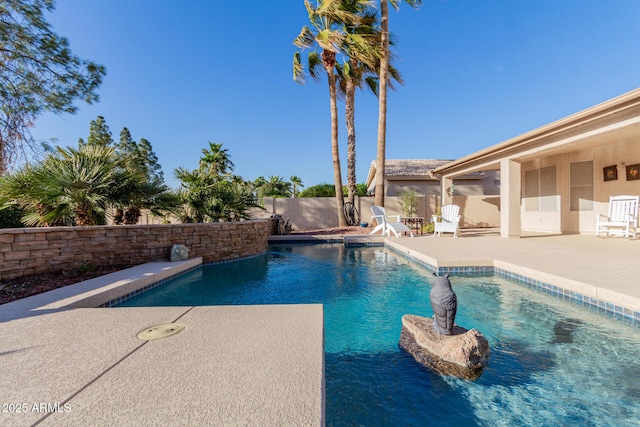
249,195 -> 500,231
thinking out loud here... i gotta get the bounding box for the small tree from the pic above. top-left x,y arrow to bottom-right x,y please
299,183 -> 336,198
0,145 -> 132,226
79,116 -> 113,148
399,188 -> 418,217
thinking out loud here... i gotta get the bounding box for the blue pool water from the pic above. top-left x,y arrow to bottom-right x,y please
117,244 -> 640,426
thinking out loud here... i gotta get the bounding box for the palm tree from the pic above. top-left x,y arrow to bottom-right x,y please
174,167 -> 210,223
267,175 -> 293,198
290,175 -> 304,197
294,0 -> 376,227
112,177 -> 174,225
200,142 -> 234,177
374,0 -> 421,207
174,143 -> 257,223
0,145 -> 132,226
336,5 -> 402,206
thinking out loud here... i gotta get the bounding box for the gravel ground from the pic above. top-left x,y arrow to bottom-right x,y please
0,264 -> 132,306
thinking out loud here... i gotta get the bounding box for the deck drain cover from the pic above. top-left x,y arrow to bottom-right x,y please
137,323 -> 185,341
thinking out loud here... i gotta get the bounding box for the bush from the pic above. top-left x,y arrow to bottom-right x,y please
299,183 -> 336,197
0,206 -> 24,229
299,183 -> 369,198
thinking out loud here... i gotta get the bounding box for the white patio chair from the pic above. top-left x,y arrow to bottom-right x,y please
432,204 -> 461,238
369,205 -> 414,238
596,195 -> 639,238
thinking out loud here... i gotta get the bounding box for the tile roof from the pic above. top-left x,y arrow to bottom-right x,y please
383,159 -> 453,177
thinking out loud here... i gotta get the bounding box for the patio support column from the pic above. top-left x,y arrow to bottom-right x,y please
500,159 -> 522,237
441,176 -> 453,206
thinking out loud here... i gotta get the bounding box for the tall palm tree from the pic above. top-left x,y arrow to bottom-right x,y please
294,0 -> 376,227
336,5 -> 402,206
374,0 -> 421,207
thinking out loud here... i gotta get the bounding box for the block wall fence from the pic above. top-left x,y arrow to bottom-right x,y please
0,220 -> 273,281
249,195 -> 500,230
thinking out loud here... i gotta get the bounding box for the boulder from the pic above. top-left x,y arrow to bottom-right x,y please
399,314 -> 490,380
170,244 -> 189,262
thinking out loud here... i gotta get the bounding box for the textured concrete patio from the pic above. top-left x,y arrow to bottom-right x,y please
0,260 -> 324,426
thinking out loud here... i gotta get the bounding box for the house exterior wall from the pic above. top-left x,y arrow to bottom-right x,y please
384,171 -> 500,197
521,138 -> 640,233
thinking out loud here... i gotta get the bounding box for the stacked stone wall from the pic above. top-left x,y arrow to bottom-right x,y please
0,220 -> 272,281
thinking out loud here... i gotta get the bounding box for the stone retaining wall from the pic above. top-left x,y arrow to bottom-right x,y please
0,220 -> 272,281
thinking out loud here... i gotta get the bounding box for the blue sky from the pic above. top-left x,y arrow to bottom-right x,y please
32,0 -> 640,189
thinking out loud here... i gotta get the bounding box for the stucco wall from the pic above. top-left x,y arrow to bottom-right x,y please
385,171 -> 500,197
521,138 -> 640,233
250,196 -> 500,231
0,220 -> 272,281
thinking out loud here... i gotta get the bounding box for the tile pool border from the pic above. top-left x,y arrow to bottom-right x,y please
99,239 -> 640,326
100,252 -> 267,307
98,264 -> 202,307
384,244 -> 640,326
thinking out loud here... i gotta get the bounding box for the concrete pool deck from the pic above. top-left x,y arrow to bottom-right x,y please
381,230 -> 640,313
2,229 -> 640,425
0,259 -> 324,426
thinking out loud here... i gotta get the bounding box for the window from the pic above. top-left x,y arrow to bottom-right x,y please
524,166 -> 557,212
570,161 -> 594,211
540,166 -> 557,211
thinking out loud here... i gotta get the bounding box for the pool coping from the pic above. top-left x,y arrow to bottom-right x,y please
0,258 -> 202,322
274,235 -> 640,325
0,254 -> 325,426
5,235 -> 635,325
383,239 -> 640,325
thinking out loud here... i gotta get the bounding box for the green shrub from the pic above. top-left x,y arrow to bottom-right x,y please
300,183 -> 369,198
0,206 -> 24,229
299,183 -> 335,197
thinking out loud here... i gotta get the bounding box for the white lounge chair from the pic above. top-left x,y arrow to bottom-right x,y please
369,205 -> 414,238
432,204 -> 461,238
596,195 -> 639,238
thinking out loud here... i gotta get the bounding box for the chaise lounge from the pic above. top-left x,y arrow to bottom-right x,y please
369,205 -> 414,238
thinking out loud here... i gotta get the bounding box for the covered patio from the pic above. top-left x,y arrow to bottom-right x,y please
433,88 -> 640,238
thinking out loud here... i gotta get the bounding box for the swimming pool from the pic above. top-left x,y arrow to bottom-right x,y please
116,244 -> 640,426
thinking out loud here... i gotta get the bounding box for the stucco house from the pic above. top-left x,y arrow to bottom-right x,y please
365,159 -> 499,197
433,88 -> 640,237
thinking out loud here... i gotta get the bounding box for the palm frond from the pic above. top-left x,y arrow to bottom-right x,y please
293,52 -> 305,84
364,75 -> 379,97
293,26 -> 316,49
308,52 -> 323,81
